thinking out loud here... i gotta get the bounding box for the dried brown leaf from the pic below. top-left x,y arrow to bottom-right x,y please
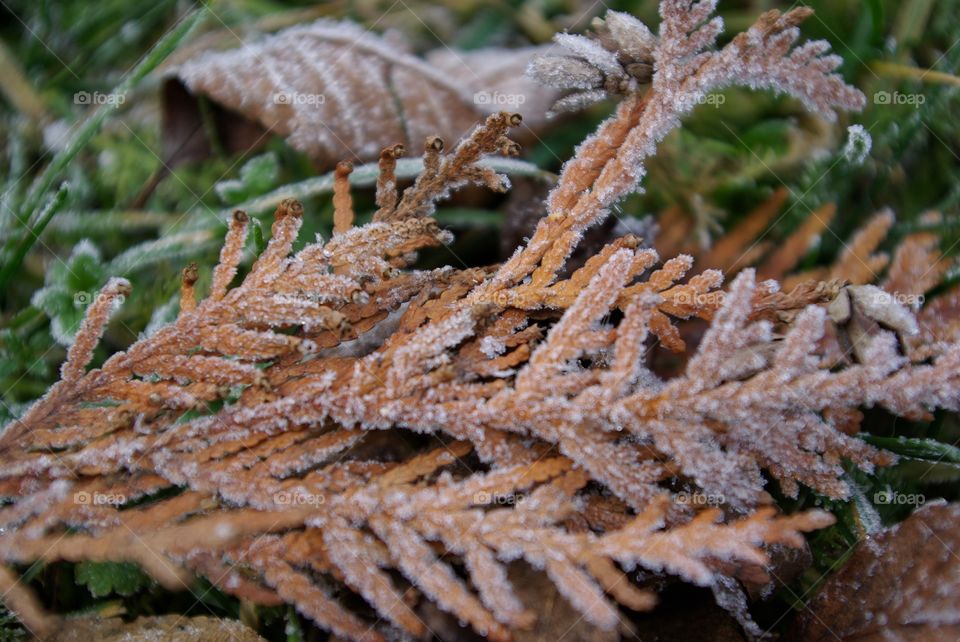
793,501 -> 960,642
167,21 -> 562,167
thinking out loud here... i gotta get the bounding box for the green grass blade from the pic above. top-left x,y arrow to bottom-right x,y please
0,183 -> 69,289
0,8 -> 207,291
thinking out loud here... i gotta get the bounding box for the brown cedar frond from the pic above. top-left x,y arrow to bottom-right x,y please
249,538 -> 383,642
373,143 -> 405,220
322,522 -> 426,636
0,565 -> 55,638
828,209 -> 894,284
655,191 -> 837,290
377,111 -> 522,223
2,4 -> 958,641
775,236 -> 868,294
697,187 -> 790,273
758,203 -> 837,280
246,198 -> 304,287
62,277 -> 130,383
908,284 -> 960,361
0,276 -> 129,449
211,210 -> 249,299
881,212 -> 949,297
503,0 -> 864,296
179,263 -> 199,314
332,161 -> 354,236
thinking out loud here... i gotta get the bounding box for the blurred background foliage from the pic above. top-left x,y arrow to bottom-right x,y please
0,0 -> 958,638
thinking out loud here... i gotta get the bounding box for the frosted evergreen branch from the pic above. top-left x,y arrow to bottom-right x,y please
222,156 -> 554,221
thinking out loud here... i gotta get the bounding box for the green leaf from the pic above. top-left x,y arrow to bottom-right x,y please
861,435 -> 960,462
251,220 -> 267,256
0,328 -> 52,381
240,153 -> 280,195
864,0 -> 885,43
107,228 -> 219,276
215,152 -> 280,205
0,603 -> 27,641
737,119 -> 792,156
0,183 -> 70,289
285,604 -> 304,642
30,239 -> 109,346
75,561 -> 151,598
896,459 -> 960,484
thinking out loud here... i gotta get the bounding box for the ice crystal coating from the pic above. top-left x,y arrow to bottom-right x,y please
843,123 -> 873,165
1,4 -> 955,642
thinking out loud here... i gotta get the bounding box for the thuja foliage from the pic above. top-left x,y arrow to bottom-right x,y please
1,1 -> 959,640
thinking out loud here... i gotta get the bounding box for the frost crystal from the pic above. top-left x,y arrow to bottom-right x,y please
843,124 -> 873,165
0,5 -> 955,642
